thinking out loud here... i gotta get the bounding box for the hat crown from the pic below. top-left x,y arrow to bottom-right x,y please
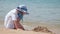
19,5 -> 27,11
19,5 -> 26,8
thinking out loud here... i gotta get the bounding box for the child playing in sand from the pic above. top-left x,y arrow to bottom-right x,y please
4,5 -> 29,30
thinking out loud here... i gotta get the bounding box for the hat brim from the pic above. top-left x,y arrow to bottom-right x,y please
16,8 -> 28,13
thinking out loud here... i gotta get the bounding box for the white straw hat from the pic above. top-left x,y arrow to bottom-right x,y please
16,5 -> 27,12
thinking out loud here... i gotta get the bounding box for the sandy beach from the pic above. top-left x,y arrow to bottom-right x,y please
0,21 -> 60,34
0,28 -> 55,34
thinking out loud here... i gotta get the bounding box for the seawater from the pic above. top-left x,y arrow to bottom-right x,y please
0,0 -> 60,24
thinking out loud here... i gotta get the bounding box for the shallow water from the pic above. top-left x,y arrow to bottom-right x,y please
0,0 -> 60,24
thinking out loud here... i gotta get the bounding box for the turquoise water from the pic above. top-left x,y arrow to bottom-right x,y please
0,0 -> 60,24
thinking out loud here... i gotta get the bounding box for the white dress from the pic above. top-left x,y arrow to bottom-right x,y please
4,9 -> 18,29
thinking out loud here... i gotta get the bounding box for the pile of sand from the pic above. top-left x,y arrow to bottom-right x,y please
32,26 -> 55,34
